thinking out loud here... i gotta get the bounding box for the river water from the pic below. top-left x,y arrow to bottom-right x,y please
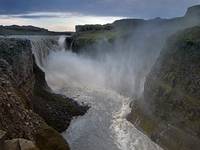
33,36 -> 163,150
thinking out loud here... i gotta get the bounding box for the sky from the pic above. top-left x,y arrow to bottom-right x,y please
0,0 -> 199,31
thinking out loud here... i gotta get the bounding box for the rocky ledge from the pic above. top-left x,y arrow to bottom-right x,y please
0,38 -> 88,149
128,26 -> 200,150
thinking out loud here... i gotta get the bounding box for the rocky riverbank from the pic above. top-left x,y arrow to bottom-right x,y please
0,38 -> 88,150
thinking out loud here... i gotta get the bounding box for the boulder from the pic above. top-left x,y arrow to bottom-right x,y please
4,138 -> 39,150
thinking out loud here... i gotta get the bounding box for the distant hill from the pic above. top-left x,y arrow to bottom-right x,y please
0,25 -> 73,35
75,5 -> 200,33
71,5 -> 200,52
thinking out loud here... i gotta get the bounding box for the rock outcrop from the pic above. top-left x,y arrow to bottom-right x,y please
0,37 -> 89,149
128,26 -> 200,150
71,5 -> 200,53
32,58 -> 89,132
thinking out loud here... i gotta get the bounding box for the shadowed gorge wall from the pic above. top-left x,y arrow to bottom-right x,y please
128,26 -> 200,150
0,37 -> 89,150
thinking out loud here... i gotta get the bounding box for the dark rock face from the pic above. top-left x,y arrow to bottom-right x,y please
129,27 -> 200,150
0,38 -> 42,139
32,58 -> 89,132
0,130 -> 6,148
65,37 -> 73,50
0,38 -> 72,150
0,38 -> 34,102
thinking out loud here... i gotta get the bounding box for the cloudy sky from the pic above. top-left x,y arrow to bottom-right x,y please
0,0 -> 199,31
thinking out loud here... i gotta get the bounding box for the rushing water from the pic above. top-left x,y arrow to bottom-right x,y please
30,36 -> 162,150
59,86 -> 161,150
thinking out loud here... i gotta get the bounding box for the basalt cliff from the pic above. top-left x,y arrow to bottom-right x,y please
0,37 -> 88,150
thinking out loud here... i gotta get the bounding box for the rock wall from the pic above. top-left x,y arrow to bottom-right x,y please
128,26 -> 200,150
0,38 -> 42,139
0,38 -> 88,149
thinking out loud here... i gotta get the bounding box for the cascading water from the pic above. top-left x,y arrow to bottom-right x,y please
6,35 -> 66,70
58,36 -> 68,50
30,35 -> 163,150
31,36 -> 67,69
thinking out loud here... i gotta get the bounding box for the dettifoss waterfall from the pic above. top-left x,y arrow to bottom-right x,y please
30,35 -> 162,150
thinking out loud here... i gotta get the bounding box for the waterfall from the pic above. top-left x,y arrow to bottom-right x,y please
7,35 -> 162,150
31,36 -> 68,69
58,36 -> 67,50
42,36 -> 163,150
9,33 -> 162,150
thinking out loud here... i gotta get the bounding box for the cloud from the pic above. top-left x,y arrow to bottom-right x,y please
0,0 -> 199,31
6,12 -> 81,19
0,0 -> 199,18
0,12 -> 124,31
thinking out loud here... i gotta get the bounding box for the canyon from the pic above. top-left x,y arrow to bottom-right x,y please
0,4 -> 200,150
